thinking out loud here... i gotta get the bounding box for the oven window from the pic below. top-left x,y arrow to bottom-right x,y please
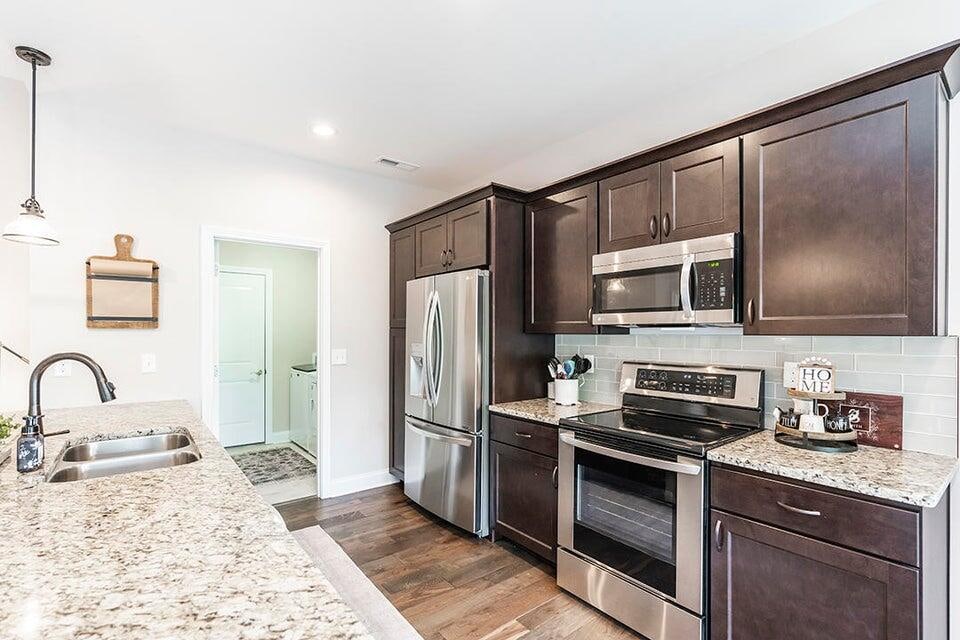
594,265 -> 681,314
573,448 -> 677,597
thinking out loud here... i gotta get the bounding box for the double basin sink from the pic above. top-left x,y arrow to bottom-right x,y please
47,431 -> 202,483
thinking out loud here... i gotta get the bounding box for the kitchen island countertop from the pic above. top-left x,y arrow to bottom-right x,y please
708,429 -> 958,508
0,400 -> 371,640
489,397 -> 618,426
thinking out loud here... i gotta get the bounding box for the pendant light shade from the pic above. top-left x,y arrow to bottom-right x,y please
3,46 -> 58,246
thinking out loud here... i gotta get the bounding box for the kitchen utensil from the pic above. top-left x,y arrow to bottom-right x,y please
562,360 -> 576,378
547,363 -> 557,380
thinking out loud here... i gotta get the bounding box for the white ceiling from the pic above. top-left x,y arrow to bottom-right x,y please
0,0 -> 952,194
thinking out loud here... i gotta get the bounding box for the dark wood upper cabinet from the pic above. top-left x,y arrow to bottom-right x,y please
389,227 -> 416,327
414,200 -> 489,277
661,138 -> 740,242
446,200 -> 489,270
414,216 -> 448,277
711,509 -> 919,640
525,184 -> 598,333
599,163 -> 660,252
388,327 -> 405,477
743,76 -> 943,335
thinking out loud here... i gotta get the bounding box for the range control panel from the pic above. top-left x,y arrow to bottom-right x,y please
694,258 -> 735,311
634,368 -> 737,398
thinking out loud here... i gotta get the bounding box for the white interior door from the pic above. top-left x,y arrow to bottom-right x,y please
218,270 -> 267,447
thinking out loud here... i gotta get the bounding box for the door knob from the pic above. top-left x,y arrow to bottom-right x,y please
253,369 -> 264,376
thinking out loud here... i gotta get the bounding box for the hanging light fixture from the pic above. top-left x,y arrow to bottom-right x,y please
3,46 -> 58,246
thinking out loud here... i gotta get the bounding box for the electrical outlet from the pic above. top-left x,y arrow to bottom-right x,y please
141,353 -> 157,373
331,349 -> 347,366
53,361 -> 72,377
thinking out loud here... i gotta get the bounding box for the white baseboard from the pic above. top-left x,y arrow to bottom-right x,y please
266,429 -> 290,444
323,469 -> 399,499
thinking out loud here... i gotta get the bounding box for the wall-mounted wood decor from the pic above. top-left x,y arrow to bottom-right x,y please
86,234 -> 159,329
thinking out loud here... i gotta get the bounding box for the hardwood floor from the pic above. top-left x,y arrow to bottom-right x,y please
276,484 -> 637,640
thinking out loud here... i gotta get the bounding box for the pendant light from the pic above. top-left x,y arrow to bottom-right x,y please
3,46 -> 58,246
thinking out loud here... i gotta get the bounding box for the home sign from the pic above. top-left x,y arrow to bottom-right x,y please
795,357 -> 835,394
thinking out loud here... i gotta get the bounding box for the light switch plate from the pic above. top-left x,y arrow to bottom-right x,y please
141,353 -> 157,373
53,361 -> 71,377
331,349 -> 347,366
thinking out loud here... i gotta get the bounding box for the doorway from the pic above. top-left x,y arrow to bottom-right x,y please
201,227 -> 331,502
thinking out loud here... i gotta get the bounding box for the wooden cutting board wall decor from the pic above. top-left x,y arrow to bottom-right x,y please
86,234 -> 159,329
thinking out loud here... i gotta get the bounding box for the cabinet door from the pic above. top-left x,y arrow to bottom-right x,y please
389,227 -> 416,327
711,510 -> 919,640
447,200 -> 489,270
599,164 -> 660,252
388,327 -> 406,477
491,441 -> 558,562
525,184 -> 598,333
742,77 -> 940,335
661,138 -> 740,242
414,216 -> 448,277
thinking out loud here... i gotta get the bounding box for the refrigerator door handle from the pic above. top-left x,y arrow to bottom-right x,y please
423,290 -> 438,405
433,290 -> 444,405
406,418 -> 472,447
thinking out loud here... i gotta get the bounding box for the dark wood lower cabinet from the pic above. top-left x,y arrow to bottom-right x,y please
490,439 -> 558,562
710,510 -> 919,640
388,327 -> 405,478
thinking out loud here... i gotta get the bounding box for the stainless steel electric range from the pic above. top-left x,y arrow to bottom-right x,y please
557,361 -> 764,640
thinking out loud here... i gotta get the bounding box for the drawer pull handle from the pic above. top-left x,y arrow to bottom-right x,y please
515,432 -> 533,439
714,519 -> 724,551
552,465 -> 558,488
777,501 -> 821,517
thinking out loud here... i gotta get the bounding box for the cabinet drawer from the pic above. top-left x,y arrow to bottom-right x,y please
711,466 -> 919,566
490,414 -> 558,458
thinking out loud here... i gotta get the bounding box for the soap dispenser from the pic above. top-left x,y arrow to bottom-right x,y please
16,420 -> 44,473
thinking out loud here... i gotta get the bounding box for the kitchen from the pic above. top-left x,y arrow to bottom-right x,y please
1,2 -> 960,640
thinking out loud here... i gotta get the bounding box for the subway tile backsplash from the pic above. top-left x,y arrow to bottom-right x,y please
556,332 -> 959,457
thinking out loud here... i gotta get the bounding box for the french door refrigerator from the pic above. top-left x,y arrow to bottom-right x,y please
404,269 -> 489,535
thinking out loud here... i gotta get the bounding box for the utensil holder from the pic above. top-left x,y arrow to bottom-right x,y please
547,381 -> 555,400
554,379 -> 580,406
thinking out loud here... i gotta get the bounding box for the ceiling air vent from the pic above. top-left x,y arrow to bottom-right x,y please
376,156 -> 420,172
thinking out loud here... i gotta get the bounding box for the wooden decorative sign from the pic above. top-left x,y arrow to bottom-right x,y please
796,357 -> 835,394
820,392 -> 904,450
86,234 -> 159,329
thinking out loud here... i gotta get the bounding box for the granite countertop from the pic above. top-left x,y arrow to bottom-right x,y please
0,400 -> 371,640
708,430 -> 958,508
489,398 -> 618,425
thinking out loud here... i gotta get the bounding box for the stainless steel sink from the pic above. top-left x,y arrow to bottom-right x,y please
62,433 -> 192,462
47,431 -> 202,483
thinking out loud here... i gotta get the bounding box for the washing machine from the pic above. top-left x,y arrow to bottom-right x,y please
289,364 -> 317,456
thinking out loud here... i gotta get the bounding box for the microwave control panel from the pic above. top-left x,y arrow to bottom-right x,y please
694,258 -> 735,310
635,368 -> 737,398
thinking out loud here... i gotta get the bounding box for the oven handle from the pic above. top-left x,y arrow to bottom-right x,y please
559,432 -> 702,475
680,255 -> 695,319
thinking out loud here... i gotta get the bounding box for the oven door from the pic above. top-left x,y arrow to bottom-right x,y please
557,429 -> 705,615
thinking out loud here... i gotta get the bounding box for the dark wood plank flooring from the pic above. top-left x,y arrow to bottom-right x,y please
276,484 -> 637,640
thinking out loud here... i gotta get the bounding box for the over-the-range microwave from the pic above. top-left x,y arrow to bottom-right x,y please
592,232 -> 740,327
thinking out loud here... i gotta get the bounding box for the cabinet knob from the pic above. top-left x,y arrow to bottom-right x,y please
661,213 -> 671,238
714,519 -> 724,551
440,249 -> 448,266
447,249 -> 455,266
747,298 -> 756,325
648,215 -> 658,239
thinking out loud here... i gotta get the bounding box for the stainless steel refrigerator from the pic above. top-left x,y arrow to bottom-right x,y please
404,269 -> 489,535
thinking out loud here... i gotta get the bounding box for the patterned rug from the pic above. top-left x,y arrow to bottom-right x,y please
230,446 -> 316,485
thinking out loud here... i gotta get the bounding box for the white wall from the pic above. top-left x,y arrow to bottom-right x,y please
14,94 -> 443,490
0,77 -> 30,412
217,240 -> 317,436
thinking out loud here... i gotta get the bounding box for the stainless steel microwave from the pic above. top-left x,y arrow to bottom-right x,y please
592,233 -> 740,326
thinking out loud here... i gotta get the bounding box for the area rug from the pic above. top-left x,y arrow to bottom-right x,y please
292,525 -> 423,640
230,446 -> 316,485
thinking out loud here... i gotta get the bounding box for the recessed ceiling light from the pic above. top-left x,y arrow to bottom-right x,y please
312,123 -> 336,137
